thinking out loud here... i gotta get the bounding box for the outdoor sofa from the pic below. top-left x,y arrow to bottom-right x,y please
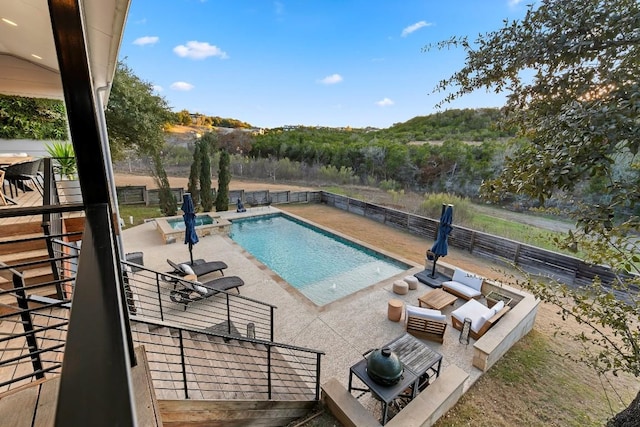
441,268 -> 483,300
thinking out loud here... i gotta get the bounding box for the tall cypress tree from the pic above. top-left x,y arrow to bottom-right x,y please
187,142 -> 201,207
216,149 -> 230,212
199,139 -> 213,212
151,150 -> 177,216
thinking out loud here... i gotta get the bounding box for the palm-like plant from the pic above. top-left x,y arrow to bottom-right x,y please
45,141 -> 76,179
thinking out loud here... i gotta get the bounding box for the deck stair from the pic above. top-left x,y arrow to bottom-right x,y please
130,320 -> 319,402
0,222 -> 60,309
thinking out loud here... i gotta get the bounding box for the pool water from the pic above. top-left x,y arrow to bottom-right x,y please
230,214 -> 410,306
167,215 -> 215,230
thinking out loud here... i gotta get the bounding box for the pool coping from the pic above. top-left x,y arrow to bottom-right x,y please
155,212 -> 231,244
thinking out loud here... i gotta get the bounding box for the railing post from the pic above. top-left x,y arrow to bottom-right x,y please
226,294 -> 231,335
42,223 -> 64,299
315,353 -> 322,400
156,272 -> 164,321
270,306 -> 275,342
13,272 -> 45,379
267,345 -> 272,400
178,329 -> 189,399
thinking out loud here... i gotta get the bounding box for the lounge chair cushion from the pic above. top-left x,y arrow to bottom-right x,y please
406,305 -> 446,322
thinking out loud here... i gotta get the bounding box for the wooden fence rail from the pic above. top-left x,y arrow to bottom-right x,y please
320,192 -> 636,295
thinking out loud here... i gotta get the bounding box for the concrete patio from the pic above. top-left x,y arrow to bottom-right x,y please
121,206 -> 539,425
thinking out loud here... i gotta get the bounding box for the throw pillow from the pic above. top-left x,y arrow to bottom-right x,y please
180,263 -> 195,275
493,300 -> 505,312
193,284 -> 208,295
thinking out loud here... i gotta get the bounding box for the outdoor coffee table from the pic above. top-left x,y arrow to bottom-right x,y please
418,288 -> 457,310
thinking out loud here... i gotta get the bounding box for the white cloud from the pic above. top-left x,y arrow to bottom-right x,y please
508,0 -> 524,7
133,36 -> 158,46
170,81 -> 194,91
401,21 -> 432,37
152,85 -> 163,92
375,98 -> 394,107
318,74 -> 343,85
173,41 -> 228,60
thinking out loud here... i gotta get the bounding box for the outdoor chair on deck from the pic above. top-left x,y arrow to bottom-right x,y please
3,159 -> 43,198
169,275 -> 245,310
164,258 -> 228,286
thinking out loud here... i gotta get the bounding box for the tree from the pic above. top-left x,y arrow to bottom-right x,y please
199,139 -> 213,212
216,149 -> 230,212
188,142 -> 201,206
0,95 -> 68,140
105,60 -> 175,161
427,0 -> 640,423
150,150 -> 177,216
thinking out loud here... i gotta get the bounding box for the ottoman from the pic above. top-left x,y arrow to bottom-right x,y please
404,275 -> 419,290
393,280 -> 409,295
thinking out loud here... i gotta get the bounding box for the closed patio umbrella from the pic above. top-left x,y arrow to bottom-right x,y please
429,204 -> 453,278
182,193 -> 199,265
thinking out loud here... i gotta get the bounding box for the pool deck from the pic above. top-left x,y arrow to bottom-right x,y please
121,206 -> 530,422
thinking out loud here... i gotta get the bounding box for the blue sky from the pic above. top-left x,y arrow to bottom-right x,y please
119,0 -> 529,129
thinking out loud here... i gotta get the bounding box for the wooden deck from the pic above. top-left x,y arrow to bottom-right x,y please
0,182 -> 84,227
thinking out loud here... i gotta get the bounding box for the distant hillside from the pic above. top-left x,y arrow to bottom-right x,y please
374,108 -> 514,143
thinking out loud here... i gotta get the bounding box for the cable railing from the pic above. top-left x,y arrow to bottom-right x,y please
131,318 -> 323,401
0,264 -> 70,393
122,261 -> 277,342
0,255 -> 322,400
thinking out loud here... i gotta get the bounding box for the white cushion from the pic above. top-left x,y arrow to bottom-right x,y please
193,284 -> 208,295
180,263 -> 195,275
493,300 -> 505,312
442,281 -> 482,299
451,268 -> 484,291
406,305 -> 446,322
451,299 -> 492,332
476,310 -> 494,332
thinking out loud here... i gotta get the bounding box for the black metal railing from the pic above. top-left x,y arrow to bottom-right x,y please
0,264 -> 71,393
0,254 -> 322,400
131,318 -> 323,401
122,261 -> 277,342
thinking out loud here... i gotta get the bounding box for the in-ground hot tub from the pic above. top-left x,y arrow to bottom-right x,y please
155,213 -> 231,244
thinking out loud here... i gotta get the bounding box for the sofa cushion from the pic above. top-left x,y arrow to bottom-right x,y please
442,280 -> 482,299
451,299 -> 491,332
406,305 -> 446,322
452,268 -> 483,292
493,300 -> 505,312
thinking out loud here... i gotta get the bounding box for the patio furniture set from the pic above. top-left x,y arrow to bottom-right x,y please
356,267 -> 514,423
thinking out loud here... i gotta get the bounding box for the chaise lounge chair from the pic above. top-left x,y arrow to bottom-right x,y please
169,275 -> 245,310
165,258 -> 228,283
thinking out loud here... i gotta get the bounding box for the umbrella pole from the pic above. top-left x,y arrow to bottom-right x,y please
430,256 -> 438,278
189,243 -> 194,265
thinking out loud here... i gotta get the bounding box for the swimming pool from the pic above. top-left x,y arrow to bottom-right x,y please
230,213 -> 410,306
